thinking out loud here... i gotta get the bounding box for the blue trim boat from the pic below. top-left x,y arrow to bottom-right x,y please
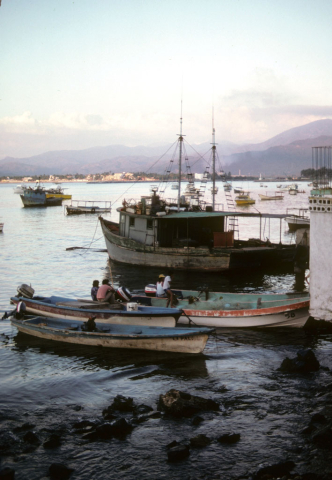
11,316 -> 214,354
10,294 -> 182,328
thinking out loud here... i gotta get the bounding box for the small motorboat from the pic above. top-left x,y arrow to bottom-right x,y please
10,285 -> 182,328
284,209 -> 310,231
66,200 -> 111,215
235,192 -> 255,206
11,316 -> 214,354
138,286 -> 310,328
258,192 -> 284,201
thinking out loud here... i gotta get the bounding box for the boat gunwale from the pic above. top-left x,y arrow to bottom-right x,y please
10,296 -> 182,318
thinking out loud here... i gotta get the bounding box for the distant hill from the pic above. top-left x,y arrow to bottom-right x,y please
225,135 -> 332,176
1,119 -> 332,176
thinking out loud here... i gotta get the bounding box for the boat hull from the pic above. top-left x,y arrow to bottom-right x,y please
134,290 -> 310,328
178,305 -> 309,328
285,216 -> 310,231
258,195 -> 284,201
10,296 -> 179,327
11,317 -> 211,354
66,206 -> 111,215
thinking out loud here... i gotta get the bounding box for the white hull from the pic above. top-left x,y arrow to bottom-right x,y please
14,323 -> 209,354
178,306 -> 309,328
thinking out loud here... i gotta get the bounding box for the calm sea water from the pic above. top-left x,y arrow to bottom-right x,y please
1,180 -> 331,479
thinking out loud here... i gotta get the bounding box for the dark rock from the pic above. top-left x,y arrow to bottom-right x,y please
302,425 -> 316,435
253,460 -> 295,479
102,410 -> 117,421
43,434 -> 61,449
0,432 -> 20,453
87,418 -> 133,441
158,389 -> 219,418
304,316 -> 332,333
312,422 -> 332,447
23,431 -> 40,445
166,440 -> 181,449
167,445 -> 190,462
192,415 -> 204,426
217,432 -> 241,444
110,395 -> 135,412
49,463 -> 74,480
13,422 -> 36,432
310,413 -> 327,424
279,349 -> 320,373
73,420 -> 97,429
108,418 -> 133,438
134,404 -> 153,415
0,467 -> 15,480
189,434 -> 211,448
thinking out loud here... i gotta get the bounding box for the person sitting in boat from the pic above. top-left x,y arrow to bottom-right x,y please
91,280 -> 99,302
97,279 -> 115,303
156,274 -> 166,297
164,270 -> 175,308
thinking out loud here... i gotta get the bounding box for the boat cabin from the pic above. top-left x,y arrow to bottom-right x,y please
118,209 -> 231,248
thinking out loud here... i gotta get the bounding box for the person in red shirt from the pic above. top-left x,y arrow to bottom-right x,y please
97,279 -> 115,303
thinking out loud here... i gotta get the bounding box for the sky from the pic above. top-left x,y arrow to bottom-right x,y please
1,0 -> 332,158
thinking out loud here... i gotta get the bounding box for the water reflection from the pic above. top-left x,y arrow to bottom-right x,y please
105,259 -> 300,294
12,331 -> 209,379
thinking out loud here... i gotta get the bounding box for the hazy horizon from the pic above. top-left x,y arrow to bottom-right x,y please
1,1 -> 332,158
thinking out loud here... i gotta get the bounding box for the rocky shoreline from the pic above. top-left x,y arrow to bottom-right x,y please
1,346 -> 332,480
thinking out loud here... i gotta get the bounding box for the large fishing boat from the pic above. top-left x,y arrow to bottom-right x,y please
99,116 -> 296,272
20,183 -> 63,207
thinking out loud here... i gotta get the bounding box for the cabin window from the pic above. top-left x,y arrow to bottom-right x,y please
120,214 -> 125,224
147,219 -> 153,230
129,217 -> 135,227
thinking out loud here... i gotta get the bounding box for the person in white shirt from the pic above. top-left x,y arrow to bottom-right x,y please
156,274 -> 166,297
163,270 -> 174,308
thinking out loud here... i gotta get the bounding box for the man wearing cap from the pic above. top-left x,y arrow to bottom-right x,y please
163,270 -> 175,308
156,274 -> 166,297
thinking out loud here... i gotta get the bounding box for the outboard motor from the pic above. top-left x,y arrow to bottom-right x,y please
144,284 -> 157,297
115,286 -> 132,302
17,284 -> 35,299
15,301 -> 26,319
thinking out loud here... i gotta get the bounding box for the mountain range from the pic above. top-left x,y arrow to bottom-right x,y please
1,119 -> 332,177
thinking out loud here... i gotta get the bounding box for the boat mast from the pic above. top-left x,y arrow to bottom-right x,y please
211,107 -> 216,211
177,100 -> 184,210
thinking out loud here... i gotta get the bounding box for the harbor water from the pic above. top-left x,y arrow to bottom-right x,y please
1,181 -> 331,479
